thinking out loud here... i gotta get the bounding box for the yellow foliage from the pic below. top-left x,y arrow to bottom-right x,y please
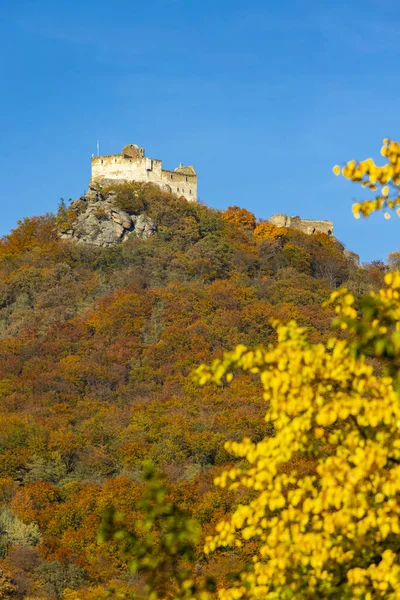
253,221 -> 287,242
334,138 -> 400,218
222,206 -> 256,231
194,271 -> 400,599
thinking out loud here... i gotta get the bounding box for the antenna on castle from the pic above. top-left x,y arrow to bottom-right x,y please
96,141 -> 100,156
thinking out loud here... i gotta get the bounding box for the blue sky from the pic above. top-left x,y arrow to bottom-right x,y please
1,0 -> 400,262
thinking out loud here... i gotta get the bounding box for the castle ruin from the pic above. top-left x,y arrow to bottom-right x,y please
91,144 -> 197,202
269,213 -> 334,236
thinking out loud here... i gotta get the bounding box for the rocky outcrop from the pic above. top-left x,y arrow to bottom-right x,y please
344,249 -> 360,267
110,209 -> 132,229
59,186 -> 156,247
134,214 -> 157,239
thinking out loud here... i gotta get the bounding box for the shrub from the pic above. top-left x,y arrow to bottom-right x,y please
103,182 -> 147,215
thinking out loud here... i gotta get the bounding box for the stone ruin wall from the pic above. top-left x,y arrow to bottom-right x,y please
91,144 -> 197,202
269,213 -> 334,236
268,214 -> 362,265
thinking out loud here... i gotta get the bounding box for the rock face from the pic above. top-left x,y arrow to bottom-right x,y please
59,186 -> 156,247
344,249 -> 360,267
134,214 -> 157,239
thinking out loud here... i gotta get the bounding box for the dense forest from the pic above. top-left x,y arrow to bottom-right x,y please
0,184 -> 388,598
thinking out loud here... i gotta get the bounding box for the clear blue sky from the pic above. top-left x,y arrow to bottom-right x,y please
1,0 -> 400,263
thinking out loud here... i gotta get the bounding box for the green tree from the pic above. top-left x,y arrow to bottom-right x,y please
98,462 -> 214,600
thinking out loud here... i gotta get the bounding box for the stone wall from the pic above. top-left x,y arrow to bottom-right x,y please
161,168 -> 196,200
269,213 -> 334,236
91,145 -> 197,202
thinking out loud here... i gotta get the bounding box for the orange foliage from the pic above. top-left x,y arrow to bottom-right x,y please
0,191 -> 375,594
11,482 -> 63,529
253,220 -> 288,241
0,215 -> 58,259
221,206 -> 256,230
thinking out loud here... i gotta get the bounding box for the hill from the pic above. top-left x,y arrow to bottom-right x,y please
0,184 -> 385,598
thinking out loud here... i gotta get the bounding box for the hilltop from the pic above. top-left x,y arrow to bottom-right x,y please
0,185 -> 384,598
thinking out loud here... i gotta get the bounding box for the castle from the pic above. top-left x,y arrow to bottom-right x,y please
91,144 -> 197,202
269,213 -> 334,236
90,145 -> 334,236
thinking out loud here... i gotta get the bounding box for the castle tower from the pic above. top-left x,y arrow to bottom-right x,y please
91,144 -> 197,202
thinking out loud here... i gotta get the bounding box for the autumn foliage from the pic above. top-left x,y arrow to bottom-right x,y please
185,139 -> 400,600
196,278 -> 400,599
0,181 -> 387,598
334,137 -> 400,219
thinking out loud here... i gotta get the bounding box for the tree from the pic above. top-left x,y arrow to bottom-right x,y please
222,207 -> 256,231
35,559 -> 87,598
388,252 -> 400,271
194,278 -> 400,599
0,565 -> 18,599
104,182 -> 147,215
281,243 -> 311,274
1,149 -> 391,596
0,508 -> 41,557
98,462 -> 214,600
190,141 -> 400,599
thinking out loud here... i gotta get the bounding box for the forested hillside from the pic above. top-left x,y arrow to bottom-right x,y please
0,185 -> 385,598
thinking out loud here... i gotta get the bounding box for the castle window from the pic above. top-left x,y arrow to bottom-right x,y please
101,160 -> 103,164
186,176 -> 188,182
189,189 -> 192,194
177,188 -> 180,192
170,174 -> 173,180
